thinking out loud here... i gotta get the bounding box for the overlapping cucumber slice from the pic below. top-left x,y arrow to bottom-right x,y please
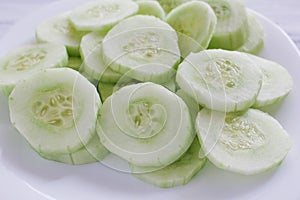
0,43 -> 68,96
102,15 -> 180,83
96,82 -> 194,167
9,68 -> 104,158
137,0 -> 166,20
196,108 -> 292,175
166,1 -> 217,57
176,49 -> 263,112
237,10 -> 264,55
36,12 -> 87,56
131,138 -> 207,188
79,31 -> 122,83
157,0 -> 190,14
69,0 -> 139,32
67,57 -> 82,71
204,0 -> 249,50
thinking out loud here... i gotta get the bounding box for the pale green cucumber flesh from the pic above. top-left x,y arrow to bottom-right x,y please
35,12 -> 87,57
205,0 -> 249,50
237,10 -> 264,55
0,43 -> 68,96
79,31 -> 122,83
166,1 -> 217,57
67,57 -> 82,71
69,0 -> 139,32
157,0 -> 191,14
176,89 -> 201,122
176,49 -> 263,112
249,55 -> 293,108
131,138 -> 207,188
9,68 -> 101,155
96,82 -> 194,167
137,1 -> 166,20
196,108 -> 292,175
102,15 -> 180,83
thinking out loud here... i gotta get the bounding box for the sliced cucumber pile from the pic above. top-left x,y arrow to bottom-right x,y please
196,108 -> 292,175
2,0 -> 293,189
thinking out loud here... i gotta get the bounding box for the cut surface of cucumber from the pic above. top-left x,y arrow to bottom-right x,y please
9,68 -> 101,155
96,82 -> 194,167
176,49 -> 263,112
205,0 -> 249,50
40,134 -> 109,165
166,1 -> 217,57
176,89 -> 201,122
102,15 -> 180,83
69,0 -> 139,32
250,55 -> 293,108
137,0 -> 166,20
79,31 -> 122,83
131,138 -> 207,188
36,12 -> 87,57
237,10 -> 264,55
196,108 -> 292,175
67,57 -> 82,71
157,0 -> 190,14
0,43 -> 68,96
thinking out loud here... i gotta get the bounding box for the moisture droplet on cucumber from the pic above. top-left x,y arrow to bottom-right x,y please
166,1 -> 217,57
204,0 -> 249,50
131,138 -> 207,188
137,0 -> 166,20
79,31 -> 122,83
0,43 -> 68,96
36,12 -> 87,57
250,55 -> 293,108
176,49 -> 262,112
96,82 -> 194,167
9,68 -> 102,156
196,108 -> 292,175
237,10 -> 264,55
102,15 -> 180,83
69,0 -> 139,32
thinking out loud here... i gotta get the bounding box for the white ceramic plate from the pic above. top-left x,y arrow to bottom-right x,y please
1,1 -> 300,199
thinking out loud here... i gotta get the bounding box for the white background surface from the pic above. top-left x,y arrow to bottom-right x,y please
0,0 -> 300,200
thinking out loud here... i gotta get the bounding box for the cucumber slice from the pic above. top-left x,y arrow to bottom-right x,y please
137,1 -> 166,20
131,138 -> 206,188
67,57 -> 82,71
40,134 -> 109,165
250,55 -> 293,108
69,0 -> 139,32
79,31 -> 122,83
0,43 -> 68,96
176,49 -> 263,112
176,89 -> 201,122
9,68 -> 101,155
102,15 -> 180,83
195,108 -> 292,175
96,82 -> 194,167
157,0 -> 190,14
36,12 -> 88,57
204,0 -> 249,50
237,10 -> 264,55
166,1 -> 217,57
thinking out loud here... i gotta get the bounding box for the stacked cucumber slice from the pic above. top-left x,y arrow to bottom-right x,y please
0,0 -> 293,189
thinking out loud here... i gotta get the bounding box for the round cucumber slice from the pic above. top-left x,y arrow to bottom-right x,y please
102,15 -> 180,83
79,31 -> 122,83
250,55 -> 293,108
176,49 -> 263,112
40,134 -> 109,165
195,108 -> 292,175
156,0 -> 190,14
69,0 -> 139,32
96,82 -> 194,167
0,43 -> 68,96
237,10 -> 264,55
131,138 -> 206,188
9,68 -> 101,155
204,0 -> 249,50
166,1 -> 217,57
137,0 -> 166,20
36,12 -> 88,57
